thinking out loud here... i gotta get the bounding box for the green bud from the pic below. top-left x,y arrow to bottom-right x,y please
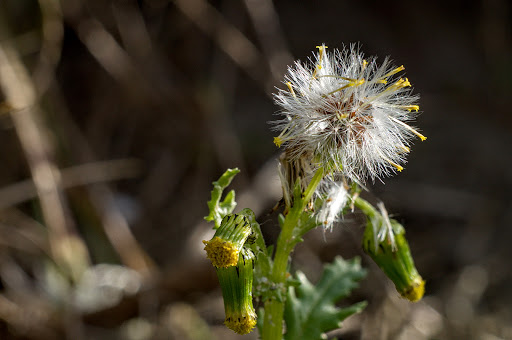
363,217 -> 425,302
203,214 -> 252,268
216,248 -> 257,335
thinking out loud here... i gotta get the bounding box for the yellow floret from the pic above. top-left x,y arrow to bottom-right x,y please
273,136 -> 283,147
203,237 -> 239,268
404,105 -> 420,112
286,82 -> 296,98
400,278 -> 425,302
225,313 -> 257,335
382,65 -> 405,78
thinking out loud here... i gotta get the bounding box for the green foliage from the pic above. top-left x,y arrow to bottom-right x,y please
239,208 -> 267,254
204,168 -> 373,339
204,168 -> 240,228
284,256 -> 367,340
253,245 -> 274,299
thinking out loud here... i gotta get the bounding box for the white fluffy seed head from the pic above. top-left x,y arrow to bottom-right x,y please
272,44 -> 426,183
316,180 -> 349,230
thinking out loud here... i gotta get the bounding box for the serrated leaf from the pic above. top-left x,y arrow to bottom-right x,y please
204,168 -> 240,228
284,256 -> 367,340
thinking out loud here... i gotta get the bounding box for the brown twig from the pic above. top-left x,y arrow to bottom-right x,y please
42,60 -> 159,278
0,25 -> 90,281
173,0 -> 273,91
33,0 -> 64,96
0,159 -> 141,209
0,294 -> 61,340
243,0 -> 294,80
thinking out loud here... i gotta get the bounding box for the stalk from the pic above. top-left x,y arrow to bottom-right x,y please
261,168 -> 323,340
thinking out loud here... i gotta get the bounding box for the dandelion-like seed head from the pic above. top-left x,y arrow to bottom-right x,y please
273,44 -> 426,183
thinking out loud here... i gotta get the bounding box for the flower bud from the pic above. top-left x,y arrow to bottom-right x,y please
203,214 -> 252,268
216,248 -> 257,334
363,217 -> 425,302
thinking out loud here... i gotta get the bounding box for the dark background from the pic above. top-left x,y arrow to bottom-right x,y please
0,0 -> 511,339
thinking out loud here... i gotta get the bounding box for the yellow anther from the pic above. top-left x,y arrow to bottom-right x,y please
273,136 -> 283,147
286,82 -> 296,98
381,155 -> 404,171
394,78 -> 405,87
316,45 -> 326,62
312,45 -> 328,79
337,112 -> 349,120
312,64 -> 323,79
324,78 -> 365,96
274,126 -> 292,146
388,116 -> 427,141
370,65 -> 406,92
317,75 -> 365,87
399,145 -> 410,153
366,77 -> 411,102
388,78 -> 411,90
404,105 -> 420,112
362,59 -> 368,68
391,161 -> 404,171
383,65 -> 405,78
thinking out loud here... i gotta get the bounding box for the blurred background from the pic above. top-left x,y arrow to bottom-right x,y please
0,0 -> 511,339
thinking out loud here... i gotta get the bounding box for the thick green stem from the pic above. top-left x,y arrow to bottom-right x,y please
261,168 -> 323,340
261,210 -> 298,340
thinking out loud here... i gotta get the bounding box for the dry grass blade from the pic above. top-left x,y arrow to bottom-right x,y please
0,159 -> 142,209
243,0 -> 293,80
0,32 -> 90,281
174,0 -> 271,91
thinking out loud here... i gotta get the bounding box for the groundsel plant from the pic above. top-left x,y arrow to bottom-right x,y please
203,44 -> 426,339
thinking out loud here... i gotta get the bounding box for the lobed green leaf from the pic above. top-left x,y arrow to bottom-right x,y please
284,256 -> 367,340
204,168 -> 240,228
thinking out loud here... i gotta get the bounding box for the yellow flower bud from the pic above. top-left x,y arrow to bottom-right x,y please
216,248 -> 257,334
363,217 -> 425,302
203,214 -> 252,268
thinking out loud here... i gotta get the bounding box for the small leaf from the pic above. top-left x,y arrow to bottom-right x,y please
253,249 -> 273,301
284,256 -> 367,340
239,208 -> 267,254
278,213 -> 285,228
204,168 -> 240,228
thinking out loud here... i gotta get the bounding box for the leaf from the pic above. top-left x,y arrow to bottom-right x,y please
204,168 -> 240,228
284,256 -> 367,340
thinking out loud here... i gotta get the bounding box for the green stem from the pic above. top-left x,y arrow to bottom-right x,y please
261,168 -> 323,340
353,196 -> 378,219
